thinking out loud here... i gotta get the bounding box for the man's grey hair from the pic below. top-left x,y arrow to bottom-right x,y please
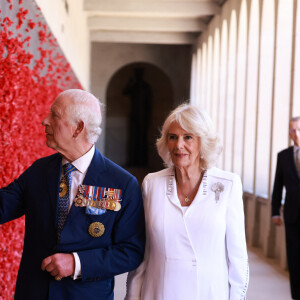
57,89 -> 104,144
290,116 -> 300,122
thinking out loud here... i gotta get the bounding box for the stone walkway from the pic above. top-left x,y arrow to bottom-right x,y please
247,247 -> 290,300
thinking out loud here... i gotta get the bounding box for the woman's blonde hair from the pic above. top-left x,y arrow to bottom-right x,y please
156,103 -> 222,169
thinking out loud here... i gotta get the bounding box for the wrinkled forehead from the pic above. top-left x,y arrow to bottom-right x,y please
289,119 -> 300,129
51,95 -> 72,114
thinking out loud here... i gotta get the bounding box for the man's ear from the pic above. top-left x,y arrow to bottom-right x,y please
73,120 -> 84,138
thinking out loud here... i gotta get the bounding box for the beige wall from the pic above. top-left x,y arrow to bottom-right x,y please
190,0 -> 300,269
36,0 -> 90,89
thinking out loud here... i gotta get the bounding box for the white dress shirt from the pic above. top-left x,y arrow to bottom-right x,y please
61,145 -> 95,279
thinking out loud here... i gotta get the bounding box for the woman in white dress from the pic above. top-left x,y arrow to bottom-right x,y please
125,104 -> 249,300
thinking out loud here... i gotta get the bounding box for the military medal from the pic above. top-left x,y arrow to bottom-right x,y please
88,222 -> 105,237
75,197 -> 121,211
75,196 -> 83,206
114,202 -> 121,211
74,184 -> 122,212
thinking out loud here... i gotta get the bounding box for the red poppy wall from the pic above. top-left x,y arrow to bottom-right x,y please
0,0 -> 81,298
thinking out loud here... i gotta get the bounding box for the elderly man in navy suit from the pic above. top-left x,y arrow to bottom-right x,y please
0,89 -> 145,300
272,116 -> 300,300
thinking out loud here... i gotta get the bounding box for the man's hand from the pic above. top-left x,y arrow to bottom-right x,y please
272,216 -> 283,226
41,253 -> 75,280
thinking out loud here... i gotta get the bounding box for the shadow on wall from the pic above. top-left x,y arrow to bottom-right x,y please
105,62 -> 174,173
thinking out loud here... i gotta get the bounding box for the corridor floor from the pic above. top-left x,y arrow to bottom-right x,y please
114,247 -> 291,300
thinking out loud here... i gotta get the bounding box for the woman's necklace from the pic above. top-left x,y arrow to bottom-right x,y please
182,182 -> 199,203
176,171 -> 204,205
183,193 -> 193,203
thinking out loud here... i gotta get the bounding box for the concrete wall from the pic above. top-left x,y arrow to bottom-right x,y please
36,0 -> 90,89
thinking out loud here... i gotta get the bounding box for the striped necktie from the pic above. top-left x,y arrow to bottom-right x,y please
57,163 -> 76,241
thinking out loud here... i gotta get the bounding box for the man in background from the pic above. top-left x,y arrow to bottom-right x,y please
0,89 -> 145,299
272,116 -> 300,300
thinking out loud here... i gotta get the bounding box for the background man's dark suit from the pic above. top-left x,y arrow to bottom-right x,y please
272,147 -> 300,222
272,146 -> 300,299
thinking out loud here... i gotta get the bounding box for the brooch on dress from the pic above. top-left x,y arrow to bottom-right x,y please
211,182 -> 224,202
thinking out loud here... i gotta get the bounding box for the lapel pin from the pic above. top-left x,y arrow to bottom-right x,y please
211,182 -> 224,202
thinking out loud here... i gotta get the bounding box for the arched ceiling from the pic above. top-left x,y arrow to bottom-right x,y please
84,0 -> 227,45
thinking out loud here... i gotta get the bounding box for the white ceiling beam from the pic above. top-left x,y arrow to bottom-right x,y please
90,30 -> 197,45
84,1 -> 221,17
87,16 -> 207,32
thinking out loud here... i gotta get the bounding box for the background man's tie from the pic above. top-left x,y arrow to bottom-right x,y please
296,148 -> 300,179
57,163 -> 76,241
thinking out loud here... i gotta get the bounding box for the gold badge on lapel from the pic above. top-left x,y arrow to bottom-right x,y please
88,222 -> 105,238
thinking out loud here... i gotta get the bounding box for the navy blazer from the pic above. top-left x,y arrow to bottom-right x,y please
0,148 -> 145,300
272,146 -> 300,224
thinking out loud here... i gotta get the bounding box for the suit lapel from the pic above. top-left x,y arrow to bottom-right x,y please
165,168 -> 182,209
287,146 -> 299,180
45,154 -> 62,229
68,149 -> 107,217
83,148 -> 107,185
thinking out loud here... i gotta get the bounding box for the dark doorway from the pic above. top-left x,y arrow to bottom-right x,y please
122,67 -> 152,167
105,62 -> 174,179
